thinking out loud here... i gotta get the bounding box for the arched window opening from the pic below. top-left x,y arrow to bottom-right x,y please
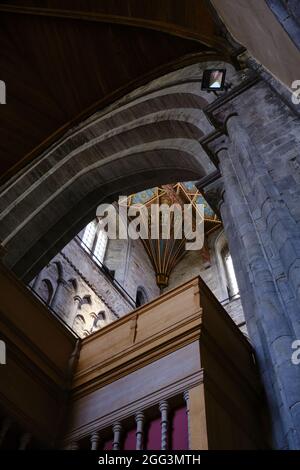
82,220 -> 98,251
136,287 -> 148,308
93,229 -> 108,265
81,219 -> 108,265
221,247 -> 239,299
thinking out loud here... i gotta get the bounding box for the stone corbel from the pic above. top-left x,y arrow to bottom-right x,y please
199,178 -> 225,218
196,131 -> 229,215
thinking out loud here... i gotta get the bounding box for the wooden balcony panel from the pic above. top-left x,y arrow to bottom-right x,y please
73,278 -> 202,392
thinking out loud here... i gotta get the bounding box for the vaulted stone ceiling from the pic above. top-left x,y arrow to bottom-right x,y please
0,0 -> 239,182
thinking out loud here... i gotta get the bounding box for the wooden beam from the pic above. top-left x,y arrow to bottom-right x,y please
0,3 -> 226,51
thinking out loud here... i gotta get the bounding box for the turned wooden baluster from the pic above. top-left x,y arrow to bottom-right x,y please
112,422 -> 122,450
159,401 -> 169,450
183,390 -> 191,449
90,432 -> 100,450
135,412 -> 145,450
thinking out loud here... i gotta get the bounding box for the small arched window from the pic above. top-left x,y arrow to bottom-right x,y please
93,229 -> 108,264
221,246 -> 239,299
81,219 -> 108,264
136,287 -> 148,307
82,220 -> 98,251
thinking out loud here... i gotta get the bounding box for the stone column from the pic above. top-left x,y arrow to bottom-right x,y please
226,115 -> 300,318
112,422 -> 122,451
159,401 -> 169,450
200,86 -> 300,448
90,432 -> 100,450
135,412 -> 145,450
214,128 -> 300,448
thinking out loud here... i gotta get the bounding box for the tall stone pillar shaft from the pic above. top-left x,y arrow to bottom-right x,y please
226,115 -> 300,325
214,120 -> 300,449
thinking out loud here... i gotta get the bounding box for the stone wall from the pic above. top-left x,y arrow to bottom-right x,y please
31,238 -> 133,337
165,228 -> 246,333
32,234 -> 160,337
265,0 -> 300,51
104,237 -> 160,303
33,223 -> 245,338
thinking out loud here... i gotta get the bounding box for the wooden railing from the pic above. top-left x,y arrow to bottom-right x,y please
66,394 -> 189,450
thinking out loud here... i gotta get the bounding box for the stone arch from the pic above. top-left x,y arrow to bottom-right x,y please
53,260 -> 64,282
72,314 -> 86,336
136,286 -> 148,307
38,278 -> 54,306
0,62 -> 239,282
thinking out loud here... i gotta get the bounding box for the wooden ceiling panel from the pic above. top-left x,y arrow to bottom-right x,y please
0,1 -> 231,181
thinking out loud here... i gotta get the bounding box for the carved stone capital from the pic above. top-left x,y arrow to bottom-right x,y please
200,178 -> 225,217
201,131 -> 230,166
203,73 -> 259,131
